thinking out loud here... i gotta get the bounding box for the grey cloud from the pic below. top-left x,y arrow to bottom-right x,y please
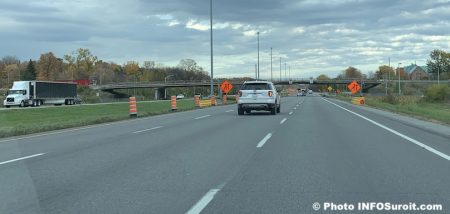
0,0 -> 449,78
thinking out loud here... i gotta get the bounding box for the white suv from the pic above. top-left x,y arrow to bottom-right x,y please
237,81 -> 281,115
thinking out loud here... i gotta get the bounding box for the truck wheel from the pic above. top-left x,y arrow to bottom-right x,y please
245,110 -> 251,114
33,101 -> 37,107
20,101 -> 25,107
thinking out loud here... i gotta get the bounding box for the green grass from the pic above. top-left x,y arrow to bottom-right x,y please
333,94 -> 450,125
0,100 -> 198,138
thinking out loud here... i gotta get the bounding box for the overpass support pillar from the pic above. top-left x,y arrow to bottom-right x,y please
155,88 -> 166,100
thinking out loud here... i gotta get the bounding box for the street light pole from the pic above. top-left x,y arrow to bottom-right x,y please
279,57 -> 282,81
257,32 -> 260,80
284,63 -> 287,80
397,63 -> 402,96
438,53 -> 441,85
289,65 -> 291,80
270,47 -> 273,82
209,0 -> 214,96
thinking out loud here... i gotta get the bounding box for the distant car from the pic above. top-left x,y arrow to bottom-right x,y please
298,89 -> 306,96
237,81 -> 281,115
176,94 -> 185,99
308,90 -> 313,94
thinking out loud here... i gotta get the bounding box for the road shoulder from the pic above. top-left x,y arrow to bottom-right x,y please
327,97 -> 450,138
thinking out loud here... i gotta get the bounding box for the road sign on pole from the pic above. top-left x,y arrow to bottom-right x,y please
347,80 -> 361,94
220,81 -> 233,94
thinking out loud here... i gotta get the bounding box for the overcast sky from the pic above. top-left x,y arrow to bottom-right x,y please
1,0 -> 449,79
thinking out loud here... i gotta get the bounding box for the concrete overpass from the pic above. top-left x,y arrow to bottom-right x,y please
89,79 -> 383,99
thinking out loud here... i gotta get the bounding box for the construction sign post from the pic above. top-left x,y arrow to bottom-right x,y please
220,81 -> 233,94
347,80 -> 361,94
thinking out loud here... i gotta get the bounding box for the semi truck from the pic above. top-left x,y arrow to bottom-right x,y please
3,81 -> 79,108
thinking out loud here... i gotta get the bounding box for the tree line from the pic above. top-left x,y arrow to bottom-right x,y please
316,49 -> 450,81
0,48 -> 210,88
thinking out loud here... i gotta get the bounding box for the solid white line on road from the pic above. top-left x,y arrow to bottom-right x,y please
280,118 -> 287,124
194,115 -> 211,120
186,186 -> 223,214
323,98 -> 450,161
133,126 -> 163,134
226,110 -> 234,112
257,133 -> 273,148
289,111 -> 293,115
0,153 -> 45,166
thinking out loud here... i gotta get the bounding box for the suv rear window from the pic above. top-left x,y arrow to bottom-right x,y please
242,83 -> 272,90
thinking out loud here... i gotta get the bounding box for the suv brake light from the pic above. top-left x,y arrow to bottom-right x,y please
238,90 -> 242,97
268,91 -> 273,97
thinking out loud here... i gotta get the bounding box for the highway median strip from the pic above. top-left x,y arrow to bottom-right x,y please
0,100 -> 197,139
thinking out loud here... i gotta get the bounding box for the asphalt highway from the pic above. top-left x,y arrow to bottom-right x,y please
0,95 -> 449,213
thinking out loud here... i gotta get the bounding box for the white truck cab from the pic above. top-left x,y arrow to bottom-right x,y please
3,81 -> 30,107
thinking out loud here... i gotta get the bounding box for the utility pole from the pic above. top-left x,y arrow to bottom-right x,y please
209,0 -> 214,96
257,32 -> 260,80
438,53 -> 441,85
255,64 -> 257,80
284,63 -> 287,80
279,57 -> 282,81
398,63 -> 402,96
388,57 -> 391,81
289,65 -> 291,80
385,73 -> 388,96
270,48 -> 273,82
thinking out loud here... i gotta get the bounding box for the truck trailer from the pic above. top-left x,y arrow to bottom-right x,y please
3,81 -> 79,108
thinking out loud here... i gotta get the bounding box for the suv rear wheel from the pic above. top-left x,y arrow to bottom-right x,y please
238,105 -> 244,115
277,105 -> 281,113
270,106 -> 276,115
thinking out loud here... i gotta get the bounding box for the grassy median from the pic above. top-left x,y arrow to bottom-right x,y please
0,100 -> 197,138
331,94 -> 450,125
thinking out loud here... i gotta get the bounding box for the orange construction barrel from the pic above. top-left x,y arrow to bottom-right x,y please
129,97 -> 137,117
171,96 -> 177,111
211,95 -> 216,106
194,95 -> 200,108
222,95 -> 227,105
